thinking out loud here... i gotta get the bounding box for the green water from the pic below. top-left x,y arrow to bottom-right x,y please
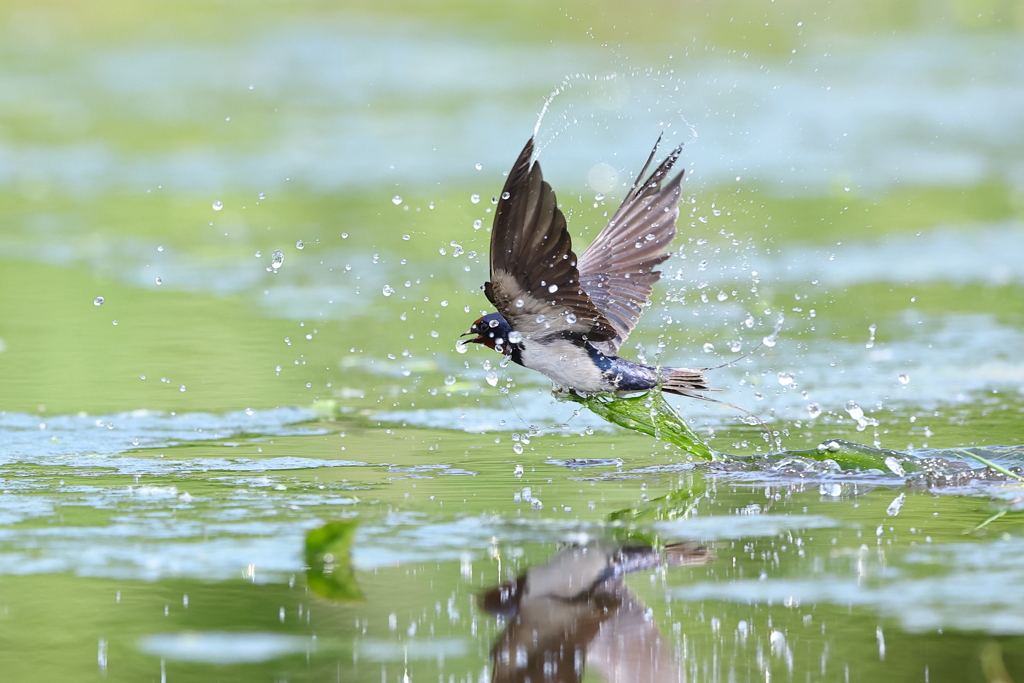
2,0 -> 1024,680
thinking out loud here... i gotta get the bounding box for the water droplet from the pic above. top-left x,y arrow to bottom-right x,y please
716,291 -> 729,301
455,340 -> 469,354
212,201 -> 223,211
486,372 -> 499,386
111,320 -> 117,325
382,284 -> 395,297
729,340 -> 743,352
157,245 -> 164,252
473,219 -> 482,230
886,492 -> 906,515
743,314 -> 754,328
402,234 -> 411,241
132,438 -> 139,446
490,196 -> 498,204
777,372 -> 795,386
271,250 -> 284,270
507,331 -> 523,344
514,464 -> 524,477
702,342 -> 715,353
245,407 -> 254,416
155,277 -> 162,285
295,240 -> 305,250
440,300 -> 449,307
501,191 -> 510,200
595,193 -> 605,201
565,313 -> 577,324
444,375 -> 456,386
530,498 -> 543,510
512,442 -> 524,455
769,631 -> 787,656
392,195 -> 403,205
179,385 -> 186,392
470,194 -> 480,204
547,284 -> 558,293
475,163 -> 482,171
258,193 -> 266,200
898,373 -> 910,385
762,335 -> 777,348
845,400 -> 864,422
93,296 -> 104,306
807,403 -> 822,418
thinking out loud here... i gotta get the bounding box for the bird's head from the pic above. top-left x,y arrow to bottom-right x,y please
461,312 -> 515,354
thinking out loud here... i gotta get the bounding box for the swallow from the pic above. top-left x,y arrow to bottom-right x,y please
479,541 -> 710,683
462,136 -> 711,398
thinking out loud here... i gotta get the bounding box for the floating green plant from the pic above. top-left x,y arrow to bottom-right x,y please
560,389 -> 927,474
778,440 -> 921,473
305,520 -> 363,602
558,389 -> 715,460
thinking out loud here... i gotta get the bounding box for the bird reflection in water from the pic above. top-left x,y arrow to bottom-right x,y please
479,542 -> 711,683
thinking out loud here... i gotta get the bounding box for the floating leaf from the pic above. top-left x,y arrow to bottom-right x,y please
778,440 -> 920,472
557,390 -> 715,460
305,520 -> 362,602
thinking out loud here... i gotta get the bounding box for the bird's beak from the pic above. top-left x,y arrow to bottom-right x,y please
460,330 -> 484,344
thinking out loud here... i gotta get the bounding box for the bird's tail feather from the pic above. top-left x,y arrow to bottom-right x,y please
659,367 -> 713,399
660,366 -> 776,449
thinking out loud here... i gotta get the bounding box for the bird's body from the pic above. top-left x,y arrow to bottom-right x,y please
463,136 -> 711,399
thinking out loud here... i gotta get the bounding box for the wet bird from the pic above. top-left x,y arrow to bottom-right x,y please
462,136 -> 711,398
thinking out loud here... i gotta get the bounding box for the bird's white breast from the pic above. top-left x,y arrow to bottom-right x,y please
519,339 -> 608,393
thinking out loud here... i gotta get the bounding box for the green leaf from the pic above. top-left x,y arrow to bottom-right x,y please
557,390 -> 715,460
304,520 -> 363,602
772,439 -> 921,473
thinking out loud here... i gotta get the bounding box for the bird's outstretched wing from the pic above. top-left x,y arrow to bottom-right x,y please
577,138 -> 684,356
486,138 -> 616,343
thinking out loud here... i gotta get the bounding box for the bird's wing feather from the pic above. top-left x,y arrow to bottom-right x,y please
577,138 -> 684,355
486,139 -> 616,343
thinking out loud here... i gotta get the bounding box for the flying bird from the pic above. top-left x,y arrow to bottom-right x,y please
462,136 -> 710,398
